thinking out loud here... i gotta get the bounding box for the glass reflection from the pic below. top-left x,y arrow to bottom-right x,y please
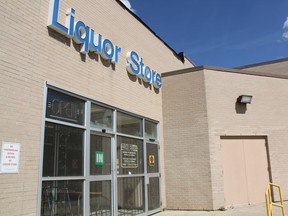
90,181 -> 111,216
145,121 -> 157,140
117,112 -> 142,137
91,104 -> 113,132
41,180 -> 83,216
43,122 -> 84,177
118,177 -> 144,215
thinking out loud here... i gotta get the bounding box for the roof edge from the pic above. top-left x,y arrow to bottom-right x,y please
235,57 -> 288,69
162,65 -> 288,80
115,0 -> 194,65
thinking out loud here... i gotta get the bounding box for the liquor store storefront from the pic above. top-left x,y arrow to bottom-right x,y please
40,87 -> 161,216
0,0 -> 193,215
2,0 -> 288,214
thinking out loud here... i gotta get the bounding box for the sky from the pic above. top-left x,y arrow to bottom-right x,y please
120,0 -> 288,68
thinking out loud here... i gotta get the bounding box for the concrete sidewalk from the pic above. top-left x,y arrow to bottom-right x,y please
155,202 -> 288,216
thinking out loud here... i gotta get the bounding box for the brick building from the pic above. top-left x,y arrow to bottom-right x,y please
0,0 -> 288,215
162,60 -> 288,210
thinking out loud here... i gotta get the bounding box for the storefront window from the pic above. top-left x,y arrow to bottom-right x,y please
91,104 -> 113,132
46,89 -> 85,125
41,180 -> 83,216
145,121 -> 158,140
117,112 -> 142,137
41,88 -> 160,216
42,122 -> 84,177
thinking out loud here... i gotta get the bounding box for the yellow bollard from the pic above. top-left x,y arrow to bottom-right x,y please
265,182 -> 286,216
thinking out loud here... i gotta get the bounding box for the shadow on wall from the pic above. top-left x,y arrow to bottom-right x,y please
127,72 -> 160,94
235,102 -> 247,114
47,28 -> 116,70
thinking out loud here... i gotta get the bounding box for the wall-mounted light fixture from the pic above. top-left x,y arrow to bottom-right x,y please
237,95 -> 253,104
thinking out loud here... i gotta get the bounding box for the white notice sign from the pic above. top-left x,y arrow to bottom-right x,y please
0,142 -> 20,173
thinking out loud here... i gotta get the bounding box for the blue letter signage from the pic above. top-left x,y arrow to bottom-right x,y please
126,51 -> 162,89
47,0 -> 162,89
48,0 -> 121,63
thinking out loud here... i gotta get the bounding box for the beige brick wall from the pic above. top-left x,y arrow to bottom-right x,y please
162,70 -> 213,210
0,0 -> 193,215
163,67 -> 288,210
204,69 -> 288,208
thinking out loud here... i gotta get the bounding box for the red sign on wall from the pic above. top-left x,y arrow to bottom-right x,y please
0,142 -> 21,173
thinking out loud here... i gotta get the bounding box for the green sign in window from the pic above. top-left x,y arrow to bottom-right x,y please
95,151 -> 104,165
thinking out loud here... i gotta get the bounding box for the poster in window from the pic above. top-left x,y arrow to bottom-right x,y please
121,143 -> 138,168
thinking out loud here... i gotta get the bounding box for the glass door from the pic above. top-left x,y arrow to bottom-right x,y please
146,143 -> 160,212
89,134 -> 113,216
117,136 -> 145,216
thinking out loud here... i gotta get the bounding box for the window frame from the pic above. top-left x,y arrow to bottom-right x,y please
37,84 -> 161,216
